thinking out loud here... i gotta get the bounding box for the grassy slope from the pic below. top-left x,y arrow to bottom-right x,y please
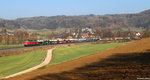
50,42 -> 127,65
0,50 -> 46,77
27,29 -> 52,35
0,44 -> 24,49
121,27 -> 144,32
111,27 -> 144,33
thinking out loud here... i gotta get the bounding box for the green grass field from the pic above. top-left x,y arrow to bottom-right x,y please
0,50 -> 46,77
111,27 -> 144,33
50,42 -> 128,65
55,27 -> 73,32
0,44 -> 24,49
121,27 -> 144,32
27,29 -> 52,35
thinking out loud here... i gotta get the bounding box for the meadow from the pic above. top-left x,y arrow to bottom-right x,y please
50,42 -> 127,65
0,50 -> 46,77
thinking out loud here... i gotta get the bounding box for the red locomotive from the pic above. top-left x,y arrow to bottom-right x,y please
24,40 -> 38,47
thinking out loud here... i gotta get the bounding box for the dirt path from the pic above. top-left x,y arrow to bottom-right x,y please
0,49 -> 54,79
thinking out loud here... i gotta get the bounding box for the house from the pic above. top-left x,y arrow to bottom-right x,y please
7,32 -> 14,36
81,33 -> 89,38
135,32 -> 141,36
67,36 -> 73,39
114,37 -> 123,40
0,32 -> 14,36
82,27 -> 92,33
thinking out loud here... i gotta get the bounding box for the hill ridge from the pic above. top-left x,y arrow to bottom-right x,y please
0,9 -> 150,30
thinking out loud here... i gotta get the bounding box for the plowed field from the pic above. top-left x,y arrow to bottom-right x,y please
5,38 -> 150,80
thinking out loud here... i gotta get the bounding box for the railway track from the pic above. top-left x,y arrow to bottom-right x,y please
0,42 -> 88,54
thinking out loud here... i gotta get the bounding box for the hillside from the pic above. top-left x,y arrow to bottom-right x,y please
5,38 -> 150,80
0,9 -> 150,30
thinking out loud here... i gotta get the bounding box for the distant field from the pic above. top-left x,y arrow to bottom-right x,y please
50,42 -> 128,65
55,27 -> 74,32
0,44 -> 24,49
27,29 -> 52,35
111,27 -> 144,32
121,27 -> 144,32
27,28 -> 73,36
0,50 -> 46,77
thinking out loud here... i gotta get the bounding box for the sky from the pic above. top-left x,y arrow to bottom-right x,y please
0,0 -> 150,19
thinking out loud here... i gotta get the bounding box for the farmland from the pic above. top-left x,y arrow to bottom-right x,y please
0,42 -> 127,78
6,38 -> 150,80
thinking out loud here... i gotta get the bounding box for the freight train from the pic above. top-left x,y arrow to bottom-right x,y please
24,38 -> 99,47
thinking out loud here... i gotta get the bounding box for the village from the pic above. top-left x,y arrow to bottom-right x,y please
0,27 -> 147,45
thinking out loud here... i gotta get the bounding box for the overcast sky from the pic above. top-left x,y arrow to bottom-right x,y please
0,0 -> 150,19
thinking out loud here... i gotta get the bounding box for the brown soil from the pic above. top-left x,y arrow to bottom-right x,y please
4,38 -> 150,80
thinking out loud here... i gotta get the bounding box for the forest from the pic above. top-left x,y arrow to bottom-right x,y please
0,9 -> 150,30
